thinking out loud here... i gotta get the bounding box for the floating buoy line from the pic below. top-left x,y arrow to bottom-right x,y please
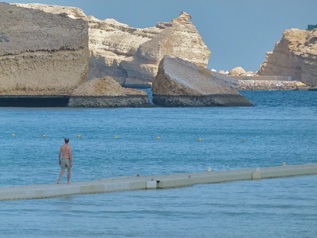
1,134 -> 253,143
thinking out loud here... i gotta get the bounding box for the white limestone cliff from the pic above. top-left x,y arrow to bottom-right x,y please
14,4 -> 211,87
0,3 -> 89,95
88,11 -> 211,86
258,28 -> 317,87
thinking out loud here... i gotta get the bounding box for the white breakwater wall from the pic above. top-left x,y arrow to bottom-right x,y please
233,76 -> 293,81
1,163 -> 316,201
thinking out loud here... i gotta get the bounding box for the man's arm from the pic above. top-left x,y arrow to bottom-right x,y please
58,147 -> 62,159
69,148 -> 73,167
58,147 -> 62,165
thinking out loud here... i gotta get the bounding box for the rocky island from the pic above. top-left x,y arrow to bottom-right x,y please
229,28 -> 317,90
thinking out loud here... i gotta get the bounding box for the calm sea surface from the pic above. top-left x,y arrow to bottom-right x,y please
0,90 -> 317,237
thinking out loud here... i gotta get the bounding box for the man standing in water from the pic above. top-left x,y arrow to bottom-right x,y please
57,138 -> 73,184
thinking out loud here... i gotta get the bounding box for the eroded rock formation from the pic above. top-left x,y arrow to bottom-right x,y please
15,4 -> 211,87
258,28 -> 317,87
152,56 -> 252,107
0,3 -> 89,95
89,11 -> 211,86
68,77 -> 149,107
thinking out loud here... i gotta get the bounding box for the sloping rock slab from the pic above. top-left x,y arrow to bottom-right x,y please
68,77 -> 150,107
152,56 -> 253,107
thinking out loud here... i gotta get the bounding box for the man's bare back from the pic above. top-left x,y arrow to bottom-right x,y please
59,144 -> 72,159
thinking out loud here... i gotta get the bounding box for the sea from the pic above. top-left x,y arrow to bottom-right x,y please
0,90 -> 316,238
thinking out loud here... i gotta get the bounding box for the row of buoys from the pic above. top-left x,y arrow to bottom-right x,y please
4,134 -> 82,138
3,134 -> 249,142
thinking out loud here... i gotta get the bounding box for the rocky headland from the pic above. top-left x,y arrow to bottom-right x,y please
257,28 -> 317,87
219,28 -> 317,91
1,3 -> 316,108
0,3 -> 151,107
15,4 -> 210,88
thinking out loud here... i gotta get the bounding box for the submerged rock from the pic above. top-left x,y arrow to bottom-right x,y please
152,56 -> 253,107
68,77 -> 150,107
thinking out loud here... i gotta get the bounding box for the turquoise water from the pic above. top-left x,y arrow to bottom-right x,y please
1,90 -> 317,237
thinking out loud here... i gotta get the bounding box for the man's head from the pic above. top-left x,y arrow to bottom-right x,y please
64,138 -> 69,143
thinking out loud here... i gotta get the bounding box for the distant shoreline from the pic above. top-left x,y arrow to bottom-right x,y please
0,84 -> 314,107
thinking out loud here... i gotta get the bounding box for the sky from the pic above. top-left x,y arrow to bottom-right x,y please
3,0 -> 317,72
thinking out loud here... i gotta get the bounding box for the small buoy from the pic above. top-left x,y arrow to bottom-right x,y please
11,133 -> 16,137
198,138 -> 203,141
114,135 -> 120,139
155,136 -> 160,140
77,134 -> 81,138
42,134 -> 46,138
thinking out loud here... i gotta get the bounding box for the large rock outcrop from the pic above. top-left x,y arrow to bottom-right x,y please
14,4 -> 211,87
68,77 -> 149,107
152,56 -> 252,107
89,11 -> 211,86
0,3 -> 89,95
258,28 -> 317,87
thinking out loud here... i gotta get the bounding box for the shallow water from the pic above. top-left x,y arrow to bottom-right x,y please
0,90 -> 317,237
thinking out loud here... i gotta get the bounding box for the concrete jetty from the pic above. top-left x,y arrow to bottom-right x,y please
1,163 -> 317,201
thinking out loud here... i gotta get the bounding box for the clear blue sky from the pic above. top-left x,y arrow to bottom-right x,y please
4,0 -> 317,72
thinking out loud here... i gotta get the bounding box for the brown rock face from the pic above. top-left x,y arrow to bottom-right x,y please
152,56 -> 252,107
68,77 -> 150,107
258,28 -> 317,87
0,3 -> 89,95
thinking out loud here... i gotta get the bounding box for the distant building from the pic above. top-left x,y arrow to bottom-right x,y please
307,25 -> 317,30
